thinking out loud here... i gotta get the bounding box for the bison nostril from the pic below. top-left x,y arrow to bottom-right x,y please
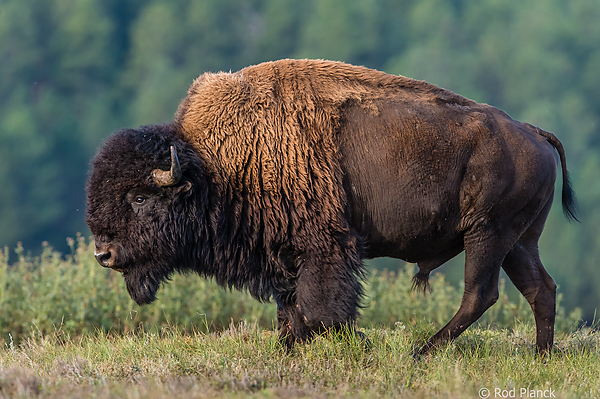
95,251 -> 113,267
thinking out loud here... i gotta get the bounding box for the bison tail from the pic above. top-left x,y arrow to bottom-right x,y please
560,169 -> 579,223
536,128 -> 579,223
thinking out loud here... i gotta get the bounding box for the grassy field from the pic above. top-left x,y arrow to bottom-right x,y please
0,323 -> 599,398
0,237 -> 597,398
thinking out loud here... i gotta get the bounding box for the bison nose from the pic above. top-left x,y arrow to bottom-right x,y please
94,248 -> 114,268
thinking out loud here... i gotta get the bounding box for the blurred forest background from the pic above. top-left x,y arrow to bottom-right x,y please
0,0 -> 598,322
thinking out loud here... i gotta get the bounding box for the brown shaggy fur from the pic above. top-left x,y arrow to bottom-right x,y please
176,59 -> 470,197
174,59 -> 473,256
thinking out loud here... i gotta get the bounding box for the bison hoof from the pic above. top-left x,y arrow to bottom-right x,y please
354,330 -> 373,349
412,341 -> 437,360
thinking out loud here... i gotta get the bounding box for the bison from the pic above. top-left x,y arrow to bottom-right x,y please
86,59 -> 577,356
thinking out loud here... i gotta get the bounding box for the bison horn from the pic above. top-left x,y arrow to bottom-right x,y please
152,146 -> 182,187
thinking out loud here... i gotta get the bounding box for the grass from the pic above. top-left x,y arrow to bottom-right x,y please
0,323 -> 598,398
0,237 -> 595,397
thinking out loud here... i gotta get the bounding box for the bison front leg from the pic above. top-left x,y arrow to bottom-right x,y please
275,301 -> 312,350
276,249 -> 364,350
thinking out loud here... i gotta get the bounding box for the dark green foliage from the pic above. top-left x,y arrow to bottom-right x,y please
0,237 -> 581,344
0,0 -> 598,321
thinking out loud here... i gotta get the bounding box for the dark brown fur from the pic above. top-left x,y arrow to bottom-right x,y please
86,59 -> 576,355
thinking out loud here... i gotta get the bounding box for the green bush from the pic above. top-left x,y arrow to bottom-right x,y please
361,267 -> 582,333
0,237 -> 581,344
0,236 -> 277,342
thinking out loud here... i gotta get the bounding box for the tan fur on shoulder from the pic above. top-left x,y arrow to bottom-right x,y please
175,59 -> 463,204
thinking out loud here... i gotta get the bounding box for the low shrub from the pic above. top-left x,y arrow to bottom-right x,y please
0,236 -> 581,344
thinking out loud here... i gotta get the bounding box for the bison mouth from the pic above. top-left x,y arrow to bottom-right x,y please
123,271 -> 161,305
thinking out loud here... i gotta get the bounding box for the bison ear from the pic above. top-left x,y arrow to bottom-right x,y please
175,180 -> 192,194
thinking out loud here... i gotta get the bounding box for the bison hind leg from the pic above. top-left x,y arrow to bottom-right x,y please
411,270 -> 431,294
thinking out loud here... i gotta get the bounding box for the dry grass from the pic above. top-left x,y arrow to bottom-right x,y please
0,322 -> 598,398
0,238 -> 594,397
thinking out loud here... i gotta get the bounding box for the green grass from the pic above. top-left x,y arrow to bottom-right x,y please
0,237 -> 595,397
0,323 -> 598,398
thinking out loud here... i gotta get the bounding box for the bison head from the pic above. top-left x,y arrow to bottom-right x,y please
86,125 -> 209,305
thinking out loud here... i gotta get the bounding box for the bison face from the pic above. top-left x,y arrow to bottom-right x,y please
86,125 -> 206,305
91,182 -> 191,305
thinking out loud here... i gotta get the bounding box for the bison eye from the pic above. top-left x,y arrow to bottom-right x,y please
126,190 -> 155,213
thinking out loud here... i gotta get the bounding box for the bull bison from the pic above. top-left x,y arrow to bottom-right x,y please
86,59 -> 577,356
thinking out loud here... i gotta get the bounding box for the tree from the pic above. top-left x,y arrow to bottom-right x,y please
0,0 -> 118,249
0,0 -> 598,321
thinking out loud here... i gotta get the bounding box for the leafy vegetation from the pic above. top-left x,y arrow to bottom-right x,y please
0,0 -> 598,324
0,239 -> 593,398
0,237 -> 582,345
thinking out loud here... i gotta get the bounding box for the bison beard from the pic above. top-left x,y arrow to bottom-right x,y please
86,59 -> 577,356
124,270 -> 159,305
